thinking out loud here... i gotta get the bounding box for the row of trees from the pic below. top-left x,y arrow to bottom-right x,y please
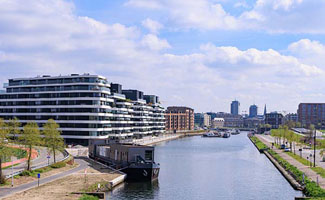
271,125 -> 325,159
271,125 -> 302,154
0,118 -> 64,183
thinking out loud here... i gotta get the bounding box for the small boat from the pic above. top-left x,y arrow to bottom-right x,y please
231,129 -> 240,135
222,132 -> 231,138
203,131 -> 221,137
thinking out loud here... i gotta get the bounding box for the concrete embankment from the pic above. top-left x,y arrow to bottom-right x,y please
248,135 -> 303,191
263,150 -> 303,190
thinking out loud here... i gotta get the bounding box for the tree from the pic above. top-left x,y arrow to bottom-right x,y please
287,130 -> 294,152
20,122 -> 41,171
8,117 -> 21,142
42,119 -> 64,163
308,124 -> 315,146
296,122 -> 302,128
319,140 -> 325,162
0,118 -> 10,183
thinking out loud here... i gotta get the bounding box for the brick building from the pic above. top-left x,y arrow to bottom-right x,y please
165,106 -> 194,131
298,103 -> 325,128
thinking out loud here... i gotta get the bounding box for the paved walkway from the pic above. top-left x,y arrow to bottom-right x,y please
3,146 -> 65,177
260,135 -> 325,168
133,134 -> 182,146
0,158 -> 88,199
257,135 -> 325,188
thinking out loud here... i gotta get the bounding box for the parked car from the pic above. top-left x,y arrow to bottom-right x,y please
284,147 -> 291,152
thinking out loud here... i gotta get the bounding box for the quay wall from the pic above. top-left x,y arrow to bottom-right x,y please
248,135 -> 303,191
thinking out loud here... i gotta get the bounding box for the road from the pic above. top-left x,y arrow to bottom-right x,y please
0,158 -> 88,199
259,134 -> 325,168
3,146 -> 65,177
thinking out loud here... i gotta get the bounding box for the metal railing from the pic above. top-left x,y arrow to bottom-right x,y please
5,149 -> 70,179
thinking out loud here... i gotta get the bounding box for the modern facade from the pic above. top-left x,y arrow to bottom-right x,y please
265,112 -> 283,129
249,104 -> 258,118
0,74 -> 165,145
298,103 -> 325,128
194,113 -> 204,127
231,100 -> 240,115
165,106 -> 194,131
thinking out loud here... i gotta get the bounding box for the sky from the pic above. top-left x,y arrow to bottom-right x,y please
1,0 -> 325,114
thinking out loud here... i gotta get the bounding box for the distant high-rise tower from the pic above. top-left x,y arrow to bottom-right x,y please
249,104 -> 258,118
264,104 -> 267,115
231,100 -> 240,115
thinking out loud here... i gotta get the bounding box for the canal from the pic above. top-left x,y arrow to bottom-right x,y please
108,132 -> 302,200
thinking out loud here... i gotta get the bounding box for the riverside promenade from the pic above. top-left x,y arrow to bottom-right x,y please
133,131 -> 205,146
133,134 -> 183,146
256,134 -> 325,188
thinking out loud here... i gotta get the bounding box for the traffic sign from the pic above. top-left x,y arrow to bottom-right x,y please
37,173 -> 40,187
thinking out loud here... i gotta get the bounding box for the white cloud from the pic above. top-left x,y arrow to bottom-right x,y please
124,0 -> 162,9
1,0 -> 325,113
141,18 -> 163,34
127,0 -> 238,30
126,0 -> 325,33
288,39 -> 325,56
141,34 -> 171,51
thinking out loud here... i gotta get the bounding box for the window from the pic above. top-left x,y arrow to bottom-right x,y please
145,150 -> 153,161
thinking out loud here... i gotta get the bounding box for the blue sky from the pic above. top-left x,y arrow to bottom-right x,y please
1,0 -> 325,114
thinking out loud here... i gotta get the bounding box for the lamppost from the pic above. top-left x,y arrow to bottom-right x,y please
314,129 -> 316,167
310,153 -> 313,167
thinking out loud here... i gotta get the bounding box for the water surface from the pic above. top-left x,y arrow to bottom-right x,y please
108,133 -> 302,200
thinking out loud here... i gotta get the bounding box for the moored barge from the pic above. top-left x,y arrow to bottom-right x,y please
89,141 -> 160,182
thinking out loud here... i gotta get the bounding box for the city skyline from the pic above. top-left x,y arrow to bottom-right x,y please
1,0 -> 325,113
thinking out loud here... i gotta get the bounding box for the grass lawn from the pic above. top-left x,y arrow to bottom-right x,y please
251,136 -> 268,150
285,151 -> 325,179
312,167 -> 325,178
285,151 -> 313,166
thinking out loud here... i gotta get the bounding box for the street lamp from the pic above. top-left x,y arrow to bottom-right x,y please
314,129 -> 316,167
310,153 -> 313,167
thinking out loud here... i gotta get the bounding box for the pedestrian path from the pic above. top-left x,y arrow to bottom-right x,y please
0,158 -> 88,199
257,135 -> 325,188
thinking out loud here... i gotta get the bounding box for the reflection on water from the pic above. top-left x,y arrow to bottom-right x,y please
108,180 -> 159,200
108,133 -> 302,200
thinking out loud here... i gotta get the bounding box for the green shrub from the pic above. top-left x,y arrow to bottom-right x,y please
50,161 -> 66,168
20,170 -> 32,176
267,149 -> 325,197
79,194 -> 99,200
251,136 -> 268,150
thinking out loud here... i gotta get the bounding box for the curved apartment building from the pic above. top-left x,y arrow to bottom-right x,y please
0,74 -> 165,145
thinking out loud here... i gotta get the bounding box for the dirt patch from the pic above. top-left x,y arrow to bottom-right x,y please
3,167 -> 121,200
1,163 -> 79,188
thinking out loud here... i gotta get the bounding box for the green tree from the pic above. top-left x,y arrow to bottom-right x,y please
20,122 -> 41,171
296,122 -> 301,128
8,117 -> 21,142
287,130 -> 294,152
0,118 -> 10,183
43,119 -> 64,163
319,140 -> 325,162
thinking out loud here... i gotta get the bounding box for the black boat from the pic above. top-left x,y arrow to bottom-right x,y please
123,161 -> 160,181
89,141 -> 160,182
